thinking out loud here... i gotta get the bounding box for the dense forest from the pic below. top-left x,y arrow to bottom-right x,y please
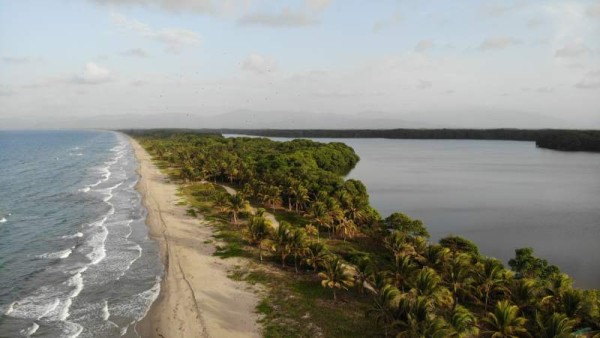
131,131 -> 600,337
124,128 -> 600,152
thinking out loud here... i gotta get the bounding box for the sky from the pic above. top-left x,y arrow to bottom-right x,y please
0,0 -> 599,129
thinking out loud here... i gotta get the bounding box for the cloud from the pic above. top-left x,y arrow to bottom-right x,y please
238,8 -> 317,27
121,48 -> 149,58
72,63 -> 112,85
91,0 -> 215,14
238,1 -> 331,28
241,54 -> 277,74
575,70 -> 600,89
2,57 -> 38,64
480,3 -> 524,17
372,12 -> 402,32
111,12 -> 200,52
415,40 -> 433,52
479,37 -> 520,50
417,80 -> 432,89
555,41 -> 591,58
306,0 -> 332,11
587,2 -> 600,18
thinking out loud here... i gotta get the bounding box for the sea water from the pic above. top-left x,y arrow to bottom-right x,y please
0,130 -> 162,337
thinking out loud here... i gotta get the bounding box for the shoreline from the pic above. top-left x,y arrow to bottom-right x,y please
129,136 -> 261,338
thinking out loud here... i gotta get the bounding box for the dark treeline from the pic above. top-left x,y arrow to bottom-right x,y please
535,130 -> 600,152
122,128 -> 600,152
130,131 -> 599,337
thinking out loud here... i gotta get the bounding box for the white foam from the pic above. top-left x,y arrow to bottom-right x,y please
61,232 -> 83,239
78,187 -> 90,193
38,298 -> 60,319
5,301 -> 16,315
86,226 -> 108,265
0,217 -> 6,223
38,248 -> 73,259
102,300 -> 110,321
20,322 -> 39,337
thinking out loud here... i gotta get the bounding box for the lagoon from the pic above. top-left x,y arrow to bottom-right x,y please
235,136 -> 600,288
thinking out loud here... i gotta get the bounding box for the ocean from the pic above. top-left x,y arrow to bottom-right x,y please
0,130 -> 162,337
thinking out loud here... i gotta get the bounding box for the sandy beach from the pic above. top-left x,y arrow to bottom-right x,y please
130,137 -> 261,338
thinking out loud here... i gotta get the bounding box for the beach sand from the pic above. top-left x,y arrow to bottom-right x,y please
130,137 -> 261,338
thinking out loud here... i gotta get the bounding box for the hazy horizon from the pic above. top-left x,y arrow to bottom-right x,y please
1,0 -> 599,129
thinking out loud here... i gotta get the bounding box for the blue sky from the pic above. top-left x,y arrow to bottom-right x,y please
0,0 -> 599,128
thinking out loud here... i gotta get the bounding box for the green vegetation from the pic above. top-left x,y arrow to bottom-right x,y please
125,128 -> 600,152
131,131 -> 600,337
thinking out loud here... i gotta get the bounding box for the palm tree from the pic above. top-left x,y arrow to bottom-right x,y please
443,253 -> 475,310
227,194 -> 247,225
272,222 -> 292,267
367,284 -> 400,337
393,254 -> 417,291
289,228 -> 307,273
534,312 -> 576,338
248,214 -> 271,261
409,267 -> 453,310
336,218 -> 358,241
304,223 -> 319,242
477,258 -> 509,311
303,242 -> 328,272
481,300 -> 530,338
447,305 -> 479,337
353,256 -> 373,295
397,296 -> 450,338
318,257 -> 354,301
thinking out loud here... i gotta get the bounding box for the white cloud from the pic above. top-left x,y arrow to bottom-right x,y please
2,57 -> 39,64
238,8 -> 317,27
555,41 -> 591,58
121,48 -> 149,58
72,63 -> 112,85
480,37 -> 520,50
586,1 -> 600,18
241,54 -> 277,74
416,80 -> 432,89
575,70 -> 600,89
111,12 -> 200,53
415,40 -> 433,53
372,12 -> 402,32
92,0 -> 215,14
306,0 -> 332,11
237,0 -> 330,27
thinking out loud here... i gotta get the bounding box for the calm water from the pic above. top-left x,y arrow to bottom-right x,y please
0,130 -> 162,337
228,135 -> 600,288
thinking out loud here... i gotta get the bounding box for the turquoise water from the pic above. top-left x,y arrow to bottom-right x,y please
0,130 -> 162,337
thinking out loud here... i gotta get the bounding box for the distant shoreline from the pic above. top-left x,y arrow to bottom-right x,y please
123,128 -> 600,152
129,136 -> 261,338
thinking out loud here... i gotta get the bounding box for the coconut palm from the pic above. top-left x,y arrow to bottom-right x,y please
367,284 -> 401,337
289,228 -> 307,273
318,257 -> 354,301
477,258 -> 510,311
481,300 -> 530,338
534,312 -> 576,338
304,223 -> 319,242
227,194 -> 248,225
271,222 -> 292,267
303,241 -> 328,272
397,296 -> 450,338
353,256 -> 373,295
409,267 -> 453,310
248,214 -> 271,261
447,305 -> 479,337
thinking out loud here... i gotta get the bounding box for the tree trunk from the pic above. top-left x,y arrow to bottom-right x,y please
333,288 -> 337,301
294,253 -> 298,273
